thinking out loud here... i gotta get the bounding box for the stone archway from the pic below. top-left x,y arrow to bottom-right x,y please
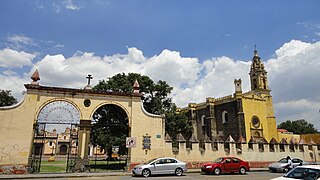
30,100 -> 81,173
0,80 -> 164,174
89,103 -> 130,171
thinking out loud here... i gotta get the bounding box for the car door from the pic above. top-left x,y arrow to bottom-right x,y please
153,159 -> 167,174
292,158 -> 303,168
231,158 -> 241,172
162,158 -> 177,174
223,158 -> 233,172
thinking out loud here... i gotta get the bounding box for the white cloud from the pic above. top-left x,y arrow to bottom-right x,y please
6,34 -> 37,50
2,39 -> 320,130
0,48 -> 36,68
63,0 -> 80,11
7,35 -> 35,46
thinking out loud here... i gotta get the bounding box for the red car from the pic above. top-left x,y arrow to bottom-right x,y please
201,156 -> 250,175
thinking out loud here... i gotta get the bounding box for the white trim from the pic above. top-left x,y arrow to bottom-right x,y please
0,93 -> 26,110
140,102 -> 164,118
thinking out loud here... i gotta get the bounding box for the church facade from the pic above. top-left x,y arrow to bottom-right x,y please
178,50 -> 278,144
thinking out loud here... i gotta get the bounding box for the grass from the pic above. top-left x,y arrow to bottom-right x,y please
38,159 -> 127,173
40,160 -> 67,173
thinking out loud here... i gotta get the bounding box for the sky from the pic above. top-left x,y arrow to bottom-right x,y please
1,0 -> 320,131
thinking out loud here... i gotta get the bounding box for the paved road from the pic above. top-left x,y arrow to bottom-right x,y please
30,172 -> 283,180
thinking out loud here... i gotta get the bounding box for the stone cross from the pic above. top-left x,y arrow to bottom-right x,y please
86,74 -> 93,85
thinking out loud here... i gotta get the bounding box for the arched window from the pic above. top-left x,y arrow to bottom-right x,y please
254,131 -> 260,138
222,111 -> 228,124
201,115 -> 206,126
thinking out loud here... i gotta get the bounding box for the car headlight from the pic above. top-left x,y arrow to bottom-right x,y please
206,165 -> 212,168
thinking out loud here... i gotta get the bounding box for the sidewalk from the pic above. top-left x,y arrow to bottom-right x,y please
0,168 -> 268,179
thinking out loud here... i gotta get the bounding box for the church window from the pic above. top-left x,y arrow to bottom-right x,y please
253,131 -> 260,138
248,142 -> 253,150
258,143 -> 264,152
222,111 -> 228,124
318,145 -> 320,151
251,116 -> 260,128
279,144 -> 285,152
49,141 -> 52,146
263,79 -> 266,89
201,115 -> 206,126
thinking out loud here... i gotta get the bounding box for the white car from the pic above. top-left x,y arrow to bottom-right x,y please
270,165 -> 320,180
132,157 -> 187,177
268,157 -> 304,173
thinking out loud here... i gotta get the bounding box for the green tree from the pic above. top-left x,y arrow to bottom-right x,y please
90,104 -> 128,158
94,73 -> 173,114
165,105 -> 193,143
0,90 -> 17,107
277,119 -> 318,134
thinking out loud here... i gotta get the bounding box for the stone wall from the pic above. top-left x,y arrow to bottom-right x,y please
129,141 -> 320,170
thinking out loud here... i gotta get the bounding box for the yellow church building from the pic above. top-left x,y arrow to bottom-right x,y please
178,49 -> 280,144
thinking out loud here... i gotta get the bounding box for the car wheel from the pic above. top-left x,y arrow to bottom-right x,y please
175,168 -> 183,176
239,167 -> 246,174
142,169 -> 151,177
214,168 -> 221,175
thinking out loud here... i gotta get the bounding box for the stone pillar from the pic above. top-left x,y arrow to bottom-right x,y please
74,119 -> 91,172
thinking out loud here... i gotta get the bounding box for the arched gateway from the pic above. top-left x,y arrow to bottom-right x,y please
0,72 -> 165,173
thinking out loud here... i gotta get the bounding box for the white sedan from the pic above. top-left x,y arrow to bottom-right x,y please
271,165 -> 320,180
132,157 -> 187,177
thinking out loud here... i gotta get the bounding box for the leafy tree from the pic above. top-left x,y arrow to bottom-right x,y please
90,104 -> 128,158
94,73 -> 173,114
277,119 -> 318,134
165,105 -> 193,143
0,90 -> 17,107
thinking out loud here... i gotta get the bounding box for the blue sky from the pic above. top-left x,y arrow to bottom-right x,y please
1,0 -> 320,131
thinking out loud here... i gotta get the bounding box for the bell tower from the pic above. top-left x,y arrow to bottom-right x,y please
249,48 -> 270,94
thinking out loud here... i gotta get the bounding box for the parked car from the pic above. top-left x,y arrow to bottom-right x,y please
270,165 -> 320,180
268,157 -> 304,173
132,157 -> 187,177
201,156 -> 250,175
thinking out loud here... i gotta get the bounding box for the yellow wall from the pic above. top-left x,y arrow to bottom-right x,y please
241,93 -> 279,142
278,132 -> 301,143
301,134 -> 320,143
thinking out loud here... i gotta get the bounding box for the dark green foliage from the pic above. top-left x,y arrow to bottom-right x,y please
165,105 -> 193,144
91,104 -> 128,157
277,119 -> 318,134
94,73 -> 173,115
0,90 -> 17,107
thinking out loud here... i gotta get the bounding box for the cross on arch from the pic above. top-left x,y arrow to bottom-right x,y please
86,74 -> 93,85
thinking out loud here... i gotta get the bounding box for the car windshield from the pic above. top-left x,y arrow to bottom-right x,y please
278,158 -> 288,163
213,157 -> 224,163
284,167 -> 320,179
